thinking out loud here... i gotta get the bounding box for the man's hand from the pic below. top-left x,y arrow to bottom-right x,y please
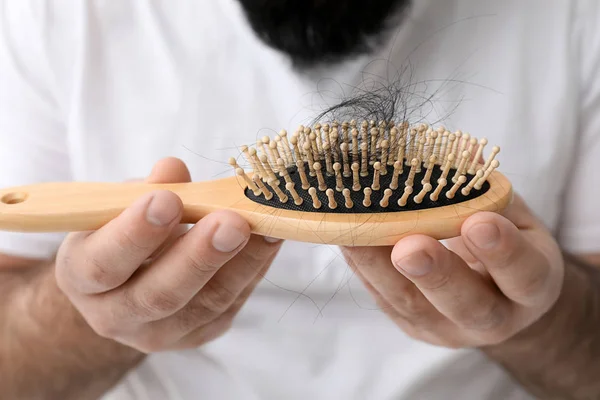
55,157 -> 282,353
342,194 -> 564,348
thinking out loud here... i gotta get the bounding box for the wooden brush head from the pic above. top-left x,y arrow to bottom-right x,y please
233,120 -> 505,215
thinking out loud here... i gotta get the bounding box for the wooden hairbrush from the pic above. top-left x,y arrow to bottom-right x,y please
0,121 -> 511,246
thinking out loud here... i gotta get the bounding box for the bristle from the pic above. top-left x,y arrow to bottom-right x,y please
453,151 -> 470,183
314,162 -> 327,191
388,128 -> 398,165
398,186 -> 413,207
421,155 -> 437,185
277,159 -> 293,185
260,154 -> 278,183
249,148 -> 267,180
405,159 -> 419,187
446,175 -> 467,199
272,136 -> 284,165
437,131 -> 449,164
268,179 -> 288,203
296,160 -> 310,190
253,175 -> 273,200
235,167 -> 261,196
432,131 -> 443,161
268,141 -> 281,172
351,128 -> 359,164
309,132 -> 319,161
333,163 -> 344,192
304,142 -> 316,176
380,189 -> 393,208
462,170 -> 483,196
468,138 -> 488,174
323,143 -> 334,175
340,143 -> 351,177
370,127 -> 378,164
326,189 -> 337,209
414,183 -> 432,204
240,146 -> 257,174
475,160 -> 500,190
442,133 -> 455,168
440,154 -> 455,181
389,161 -> 402,190
331,128 -> 340,163
363,187 -> 372,207
380,140 -> 389,175
450,132 -> 461,168
343,188 -> 354,209
290,135 -> 302,163
430,178 -> 447,202
258,138 -> 269,159
396,138 -> 406,171
360,143 -> 369,177
323,124 -> 331,153
483,146 -> 501,171
308,187 -> 321,209
315,124 -> 323,155
342,122 -> 350,143
279,130 -> 294,166
459,133 -> 470,161
416,136 -> 425,173
351,163 -> 361,191
286,182 -> 303,206
372,162 -> 382,190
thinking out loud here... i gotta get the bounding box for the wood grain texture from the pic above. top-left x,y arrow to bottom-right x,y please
0,171 -> 512,246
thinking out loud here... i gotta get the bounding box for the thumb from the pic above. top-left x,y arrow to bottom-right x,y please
146,157 -> 192,184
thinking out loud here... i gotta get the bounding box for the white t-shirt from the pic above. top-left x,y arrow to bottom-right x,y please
2,0 -> 600,399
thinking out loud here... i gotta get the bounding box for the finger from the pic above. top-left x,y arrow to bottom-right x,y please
461,211 -> 563,308
57,190 -> 183,295
444,237 -> 489,277
115,210 -> 254,322
145,157 -> 192,183
145,157 -> 193,261
342,246 -> 438,322
167,234 -> 282,329
169,248 -> 276,350
392,235 -> 511,334
56,158 -> 192,295
121,236 -> 280,351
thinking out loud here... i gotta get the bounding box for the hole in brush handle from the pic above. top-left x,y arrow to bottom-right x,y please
1,192 -> 28,205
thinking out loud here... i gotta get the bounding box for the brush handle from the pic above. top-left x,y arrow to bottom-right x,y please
0,181 -> 223,232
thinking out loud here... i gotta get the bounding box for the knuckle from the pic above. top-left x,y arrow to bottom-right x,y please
185,251 -> 221,278
86,312 -> 121,339
115,228 -> 153,255
197,279 -> 236,315
80,255 -> 119,290
458,300 -> 507,332
420,271 -> 451,291
388,289 -> 429,322
135,289 -> 182,317
195,280 -> 236,315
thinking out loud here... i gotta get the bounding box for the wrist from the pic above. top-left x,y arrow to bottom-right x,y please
481,255 -> 600,398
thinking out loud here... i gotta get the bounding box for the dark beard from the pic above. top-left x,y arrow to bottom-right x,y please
237,0 -> 412,69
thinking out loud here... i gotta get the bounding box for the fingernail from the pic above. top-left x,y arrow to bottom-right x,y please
212,224 -> 248,252
264,236 -> 281,243
394,251 -> 433,277
146,192 -> 180,226
468,223 -> 500,249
